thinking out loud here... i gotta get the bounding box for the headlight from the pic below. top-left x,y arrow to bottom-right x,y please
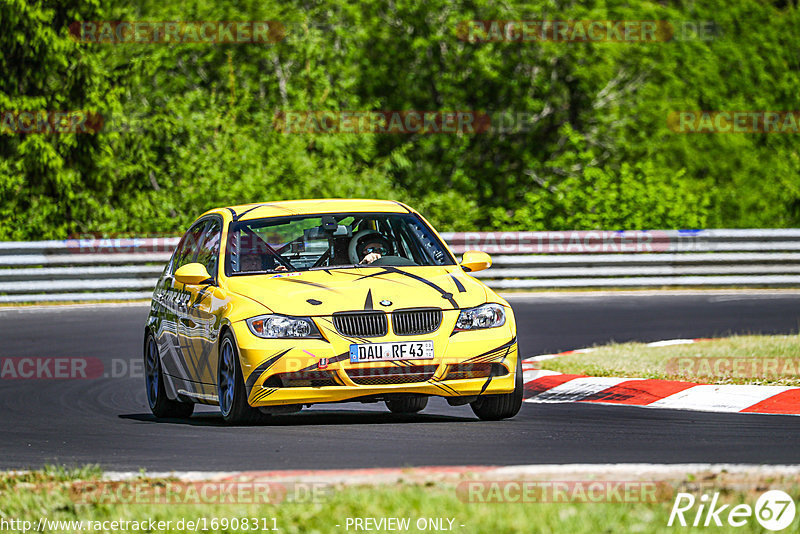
246,314 -> 322,339
455,303 -> 506,331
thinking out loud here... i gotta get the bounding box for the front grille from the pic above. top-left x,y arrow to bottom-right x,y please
272,370 -> 339,387
347,365 -> 437,386
333,312 -> 388,337
392,308 -> 443,336
443,363 -> 509,381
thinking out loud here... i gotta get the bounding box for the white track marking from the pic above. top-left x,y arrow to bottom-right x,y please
90,463 -> 800,484
527,377 -> 639,403
522,369 -> 561,382
649,384 -> 797,412
524,348 -> 595,363
646,339 -> 698,347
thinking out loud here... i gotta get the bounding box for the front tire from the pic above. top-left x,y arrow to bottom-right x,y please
144,332 -> 194,419
470,359 -> 523,421
218,332 -> 269,424
386,395 -> 428,414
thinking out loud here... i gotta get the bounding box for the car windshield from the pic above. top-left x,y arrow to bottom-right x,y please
226,212 -> 455,274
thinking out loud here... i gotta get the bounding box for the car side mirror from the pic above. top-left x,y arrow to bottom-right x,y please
174,263 -> 213,285
460,250 -> 492,272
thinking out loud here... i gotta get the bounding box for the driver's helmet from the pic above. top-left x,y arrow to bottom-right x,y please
350,231 -> 393,263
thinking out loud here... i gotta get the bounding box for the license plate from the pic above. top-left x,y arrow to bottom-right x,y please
349,340 -> 434,363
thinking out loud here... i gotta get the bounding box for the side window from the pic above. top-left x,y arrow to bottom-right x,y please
195,219 -> 222,279
171,221 -> 207,274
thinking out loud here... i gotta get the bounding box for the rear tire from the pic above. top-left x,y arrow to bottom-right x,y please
470,359 -> 523,421
218,332 -> 269,424
144,332 -> 194,419
386,395 -> 428,414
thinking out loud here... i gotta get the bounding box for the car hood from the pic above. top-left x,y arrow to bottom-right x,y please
224,265 -> 489,316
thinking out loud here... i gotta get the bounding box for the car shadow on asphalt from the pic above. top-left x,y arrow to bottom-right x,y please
119,410 -> 475,427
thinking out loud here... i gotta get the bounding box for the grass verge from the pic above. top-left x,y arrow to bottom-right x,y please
1,467 -> 798,533
537,335 -> 800,386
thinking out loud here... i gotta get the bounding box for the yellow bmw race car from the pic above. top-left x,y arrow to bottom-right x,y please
144,199 -> 522,423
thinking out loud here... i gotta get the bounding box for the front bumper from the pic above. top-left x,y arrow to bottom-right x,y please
231,316 -> 518,407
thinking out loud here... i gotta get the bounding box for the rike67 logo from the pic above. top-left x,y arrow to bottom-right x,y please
668,490 -> 796,531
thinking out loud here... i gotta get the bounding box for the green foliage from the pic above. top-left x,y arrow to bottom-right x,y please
1,0 -> 799,238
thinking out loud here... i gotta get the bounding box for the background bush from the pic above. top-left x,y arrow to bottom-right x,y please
1,0 -> 798,239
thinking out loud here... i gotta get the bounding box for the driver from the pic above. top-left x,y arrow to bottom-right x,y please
350,231 -> 393,265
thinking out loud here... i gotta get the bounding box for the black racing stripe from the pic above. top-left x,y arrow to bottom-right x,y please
353,268 -> 394,281
464,352 -> 501,364
335,269 -> 415,287
429,375 -> 460,394
251,387 -> 277,403
364,289 -> 373,310
478,375 -> 493,395
233,205 -> 259,221
245,348 -> 291,393
478,353 -> 507,363
359,274 -> 415,287
461,337 -> 517,364
478,344 -> 515,395
233,202 -> 296,221
429,379 -> 459,396
450,275 -> 466,293
392,201 -> 412,213
279,278 -> 337,291
499,343 -> 513,363
250,388 -> 268,403
379,266 -> 459,309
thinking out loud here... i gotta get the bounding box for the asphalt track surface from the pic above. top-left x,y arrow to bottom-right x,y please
1,291 -> 800,471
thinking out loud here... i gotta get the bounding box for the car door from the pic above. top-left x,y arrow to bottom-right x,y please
158,219 -> 208,398
176,217 -> 226,400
